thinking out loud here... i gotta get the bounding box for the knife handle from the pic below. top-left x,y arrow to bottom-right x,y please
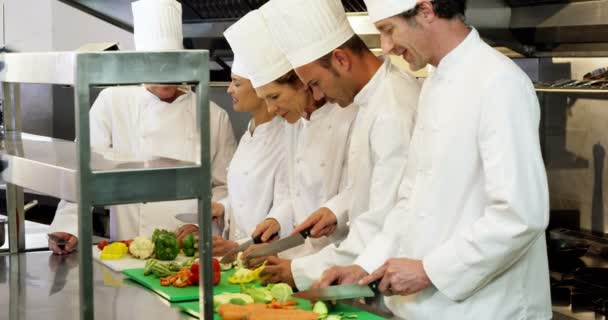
252,232 -> 278,244
368,280 -> 381,294
299,227 -> 313,238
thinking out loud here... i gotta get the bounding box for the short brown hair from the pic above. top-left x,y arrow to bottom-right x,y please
317,34 -> 369,70
400,0 -> 466,22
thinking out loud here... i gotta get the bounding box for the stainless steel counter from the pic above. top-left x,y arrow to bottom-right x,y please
0,251 -> 196,319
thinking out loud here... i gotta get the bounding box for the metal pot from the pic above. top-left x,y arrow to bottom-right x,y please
0,216 -> 6,247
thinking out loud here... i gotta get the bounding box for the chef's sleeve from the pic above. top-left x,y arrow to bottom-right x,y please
422,72 -> 550,301
210,102 -> 237,202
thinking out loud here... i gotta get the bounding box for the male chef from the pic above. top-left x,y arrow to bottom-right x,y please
243,0 -> 419,290
48,0 -> 236,254
317,0 -> 552,319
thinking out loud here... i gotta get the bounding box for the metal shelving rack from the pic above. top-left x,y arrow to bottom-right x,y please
0,50 -> 214,320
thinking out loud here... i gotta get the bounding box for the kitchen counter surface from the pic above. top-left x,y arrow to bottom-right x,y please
0,251 -> 196,320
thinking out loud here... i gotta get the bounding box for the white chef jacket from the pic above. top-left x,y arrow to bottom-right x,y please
355,29 -> 551,319
290,59 -> 420,289
267,103 -> 358,259
49,85 -> 237,240
217,116 -> 290,241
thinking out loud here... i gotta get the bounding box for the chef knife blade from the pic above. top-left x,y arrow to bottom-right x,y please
174,213 -> 198,224
292,281 -> 379,301
337,299 -> 395,318
246,227 -> 312,259
219,232 -> 275,265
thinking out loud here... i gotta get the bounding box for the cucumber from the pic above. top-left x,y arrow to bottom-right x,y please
313,301 -> 329,317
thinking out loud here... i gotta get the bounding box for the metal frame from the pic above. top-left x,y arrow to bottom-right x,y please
0,50 -> 214,320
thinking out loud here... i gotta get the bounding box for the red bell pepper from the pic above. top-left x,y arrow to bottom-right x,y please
189,258 -> 221,286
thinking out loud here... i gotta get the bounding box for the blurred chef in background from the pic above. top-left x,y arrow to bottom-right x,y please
48,0 -> 236,254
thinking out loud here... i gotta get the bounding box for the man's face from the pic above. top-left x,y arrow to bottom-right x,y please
255,81 -> 310,124
146,85 -> 180,102
227,74 -> 263,113
376,15 -> 430,71
295,58 -> 357,108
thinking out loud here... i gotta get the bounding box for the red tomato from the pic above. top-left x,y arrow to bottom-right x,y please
97,240 -> 109,250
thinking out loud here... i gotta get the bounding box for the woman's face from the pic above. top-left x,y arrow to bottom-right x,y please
255,80 -> 311,124
226,74 -> 265,113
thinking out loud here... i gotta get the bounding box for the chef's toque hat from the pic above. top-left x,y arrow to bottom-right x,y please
261,0 -> 355,68
132,0 -> 184,50
224,10 -> 293,88
364,0 -> 417,23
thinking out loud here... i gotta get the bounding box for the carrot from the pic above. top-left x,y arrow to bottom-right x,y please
218,304 -> 248,320
246,309 -> 319,320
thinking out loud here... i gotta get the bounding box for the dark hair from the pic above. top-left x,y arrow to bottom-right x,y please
273,69 -> 303,88
317,34 -> 369,71
401,0 -> 466,21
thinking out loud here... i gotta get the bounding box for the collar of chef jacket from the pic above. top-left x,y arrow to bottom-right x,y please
301,101 -> 336,127
353,57 -> 390,109
245,116 -> 284,139
432,27 -> 479,82
139,85 -> 193,106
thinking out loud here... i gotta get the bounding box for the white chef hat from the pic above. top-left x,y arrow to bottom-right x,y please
132,0 -> 184,51
364,0 -> 417,23
223,10 -> 292,88
261,0 -> 355,68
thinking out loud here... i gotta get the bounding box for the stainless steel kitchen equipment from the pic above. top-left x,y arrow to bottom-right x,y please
0,216 -> 6,247
0,50 -> 214,320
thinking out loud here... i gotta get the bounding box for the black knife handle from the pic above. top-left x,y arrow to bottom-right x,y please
252,232 -> 278,244
299,227 -> 313,238
368,280 -> 381,294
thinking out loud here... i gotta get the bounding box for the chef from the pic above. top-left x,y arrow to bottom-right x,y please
317,1 -> 552,319
242,0 -> 419,289
47,0 -> 237,254
226,10 -> 358,280
210,19 -> 290,256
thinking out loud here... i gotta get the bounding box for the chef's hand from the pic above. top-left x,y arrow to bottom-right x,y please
241,243 -> 275,268
251,218 -> 281,242
176,224 -> 198,246
359,258 -> 431,296
261,256 -> 296,288
212,236 -> 237,256
48,232 -> 78,255
211,202 -> 225,220
312,265 -> 368,289
292,207 -> 337,238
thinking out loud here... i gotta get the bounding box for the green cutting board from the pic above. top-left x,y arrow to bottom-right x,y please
122,268 -> 242,302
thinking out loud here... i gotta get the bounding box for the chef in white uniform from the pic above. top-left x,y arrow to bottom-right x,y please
210,21 -> 289,257
47,0 -> 237,254
227,10 -> 357,283
249,0 -> 419,289
317,1 -> 552,319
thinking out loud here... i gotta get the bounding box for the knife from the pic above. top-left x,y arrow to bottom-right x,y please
219,232 -> 277,265
338,299 -> 395,318
293,280 -> 380,301
174,213 -> 199,224
246,227 -> 312,259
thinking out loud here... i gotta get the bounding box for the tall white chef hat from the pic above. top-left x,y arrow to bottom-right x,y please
364,0 -> 417,23
132,0 -> 184,50
261,0 -> 355,68
223,10 -> 293,88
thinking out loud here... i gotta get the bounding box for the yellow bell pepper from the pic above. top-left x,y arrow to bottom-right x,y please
228,261 -> 267,284
100,242 -> 128,260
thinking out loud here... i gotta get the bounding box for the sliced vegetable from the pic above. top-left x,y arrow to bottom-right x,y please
269,283 -> 293,304
214,293 -> 255,310
312,301 -> 329,317
326,315 -> 343,320
241,285 -> 273,303
129,236 -> 154,259
99,242 -> 128,260
228,262 -> 266,284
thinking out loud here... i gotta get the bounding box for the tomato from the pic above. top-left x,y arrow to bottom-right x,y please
97,240 -> 109,250
212,258 -> 221,285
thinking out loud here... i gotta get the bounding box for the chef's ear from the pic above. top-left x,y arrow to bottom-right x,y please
332,49 -> 351,72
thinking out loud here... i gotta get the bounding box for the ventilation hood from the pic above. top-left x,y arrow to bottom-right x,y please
59,0 -> 608,81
